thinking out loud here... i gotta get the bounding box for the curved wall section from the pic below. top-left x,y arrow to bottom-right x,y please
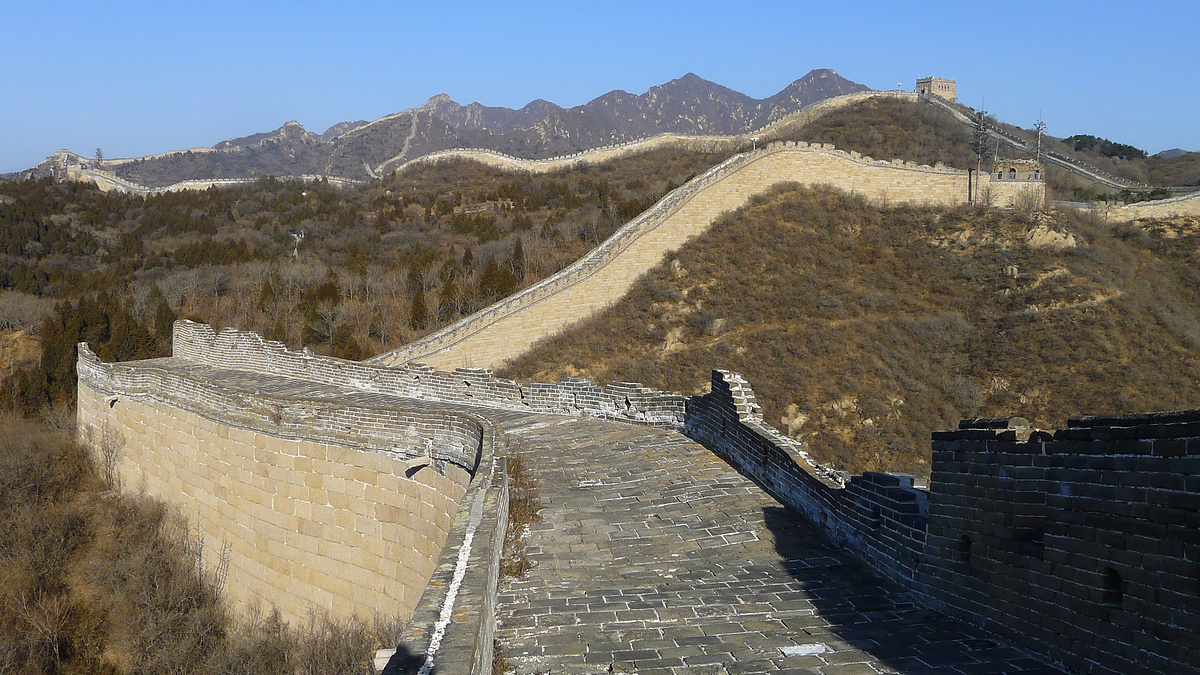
374,141 -> 980,370
76,345 -> 479,624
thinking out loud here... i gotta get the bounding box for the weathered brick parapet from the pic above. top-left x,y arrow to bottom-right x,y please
685,370 -> 930,588
79,343 -> 484,471
924,415 -> 1199,674
685,371 -> 1198,675
175,320 -> 686,429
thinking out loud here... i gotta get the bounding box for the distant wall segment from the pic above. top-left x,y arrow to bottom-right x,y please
1104,190 -> 1200,221
374,140 -> 1020,371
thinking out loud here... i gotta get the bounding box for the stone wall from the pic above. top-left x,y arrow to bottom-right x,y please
67,165 -> 363,195
173,321 -> 685,428
78,315 -> 1198,672
1106,190 -> 1200,221
924,415 -> 1200,675
76,343 -> 480,624
374,140 -> 989,370
381,91 -> 920,177
685,371 -> 930,587
682,369 -> 1199,675
984,176 -> 1046,210
916,77 -> 956,102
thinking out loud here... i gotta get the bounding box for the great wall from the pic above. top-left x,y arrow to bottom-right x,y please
370,138 -> 1042,370
78,319 -> 1200,674
72,88 -> 1200,674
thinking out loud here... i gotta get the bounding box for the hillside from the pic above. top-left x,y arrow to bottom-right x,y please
30,70 -> 867,188
0,144 -> 724,413
501,185 -> 1200,476
7,91 -> 1199,477
765,96 -> 977,169
767,96 -> 1200,199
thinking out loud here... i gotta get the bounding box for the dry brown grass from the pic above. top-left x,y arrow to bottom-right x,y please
770,97 -> 977,170
0,412 -> 405,674
500,449 -> 543,580
502,186 -> 1200,476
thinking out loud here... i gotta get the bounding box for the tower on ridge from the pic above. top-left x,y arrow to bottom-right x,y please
916,77 -> 957,102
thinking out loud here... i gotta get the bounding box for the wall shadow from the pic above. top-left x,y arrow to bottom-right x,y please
379,644 -> 428,675
761,505 -> 1064,674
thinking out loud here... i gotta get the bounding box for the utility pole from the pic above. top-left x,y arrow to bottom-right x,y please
1035,114 -> 1047,165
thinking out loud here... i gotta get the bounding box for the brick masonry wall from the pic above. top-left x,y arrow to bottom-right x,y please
922,416 -> 1200,674
76,344 -> 480,625
374,139 -> 991,371
684,370 -> 930,587
984,176 -> 1047,209
76,316 -> 1198,672
175,321 -> 686,429
684,370 -> 1198,674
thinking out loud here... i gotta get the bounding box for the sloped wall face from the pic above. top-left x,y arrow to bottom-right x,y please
924,417 -> 1200,675
76,350 -> 477,624
378,143 -> 979,371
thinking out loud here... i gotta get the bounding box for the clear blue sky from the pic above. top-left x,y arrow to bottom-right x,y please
3,0 -> 1197,173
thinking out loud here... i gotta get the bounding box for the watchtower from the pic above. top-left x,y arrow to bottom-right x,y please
993,158 -> 1043,181
916,77 -> 956,102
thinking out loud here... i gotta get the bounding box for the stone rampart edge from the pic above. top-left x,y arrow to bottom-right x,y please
174,321 -> 686,430
386,418 -> 509,675
78,342 -> 483,472
374,140 -> 965,367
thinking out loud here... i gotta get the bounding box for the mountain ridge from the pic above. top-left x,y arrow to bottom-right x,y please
26,69 -> 869,187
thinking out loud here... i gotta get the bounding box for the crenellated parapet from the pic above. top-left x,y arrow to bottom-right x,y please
173,320 -> 686,428
373,139 -> 1016,370
684,368 -> 1198,675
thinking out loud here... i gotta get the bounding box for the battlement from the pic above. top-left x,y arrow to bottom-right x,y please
374,138 -> 1032,371
685,370 -> 1198,675
916,76 -> 956,102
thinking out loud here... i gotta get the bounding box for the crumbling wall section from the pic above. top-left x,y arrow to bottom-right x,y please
174,321 -> 686,429
685,370 -> 930,588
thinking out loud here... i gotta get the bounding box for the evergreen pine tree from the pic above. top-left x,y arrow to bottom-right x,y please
410,290 -> 428,330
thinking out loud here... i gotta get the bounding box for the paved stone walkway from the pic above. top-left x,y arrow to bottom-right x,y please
494,417 -> 1063,675
150,360 -> 1061,674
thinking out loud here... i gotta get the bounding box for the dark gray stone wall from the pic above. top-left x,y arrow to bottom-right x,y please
684,369 -> 1200,674
924,415 -> 1200,674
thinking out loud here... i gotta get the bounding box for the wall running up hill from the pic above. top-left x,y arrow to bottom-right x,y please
373,140 -> 1039,370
